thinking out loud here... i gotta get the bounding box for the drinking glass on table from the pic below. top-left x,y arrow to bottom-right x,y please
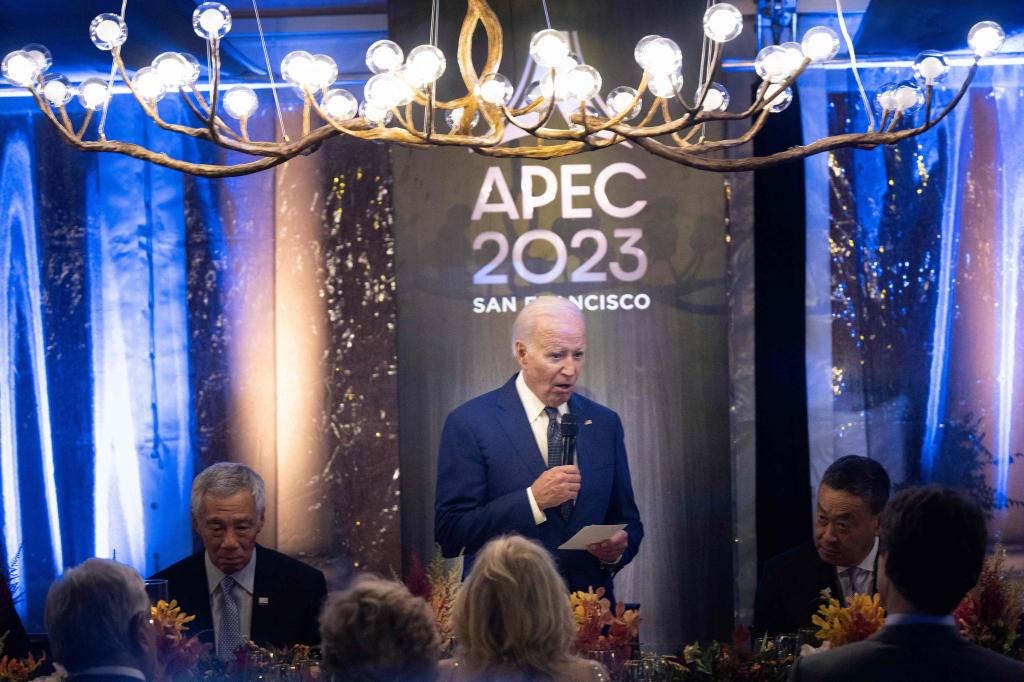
143,579 -> 169,604
585,649 -> 618,678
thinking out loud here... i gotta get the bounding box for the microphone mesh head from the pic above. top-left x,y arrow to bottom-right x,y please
560,412 -> 579,437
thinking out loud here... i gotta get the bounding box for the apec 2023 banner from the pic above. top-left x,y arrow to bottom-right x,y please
391,0 -> 737,644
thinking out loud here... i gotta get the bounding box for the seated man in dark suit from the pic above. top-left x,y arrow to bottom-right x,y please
45,558 -> 157,682
754,455 -> 890,636
789,486 -> 1024,682
152,463 -> 327,658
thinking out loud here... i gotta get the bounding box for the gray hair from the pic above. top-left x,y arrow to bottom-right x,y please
510,295 -> 585,357
320,574 -> 440,682
44,558 -> 150,672
191,462 -> 266,520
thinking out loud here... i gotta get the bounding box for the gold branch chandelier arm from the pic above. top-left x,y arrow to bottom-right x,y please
1,1 -> 1006,177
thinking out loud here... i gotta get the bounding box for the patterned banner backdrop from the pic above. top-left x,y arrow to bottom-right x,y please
802,64 -> 1024,547
391,1 -> 738,644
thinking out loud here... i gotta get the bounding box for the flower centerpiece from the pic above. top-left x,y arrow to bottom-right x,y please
570,587 -> 641,663
402,546 -> 462,654
0,652 -> 44,682
150,599 -> 210,681
954,544 -> 1024,659
807,591 -> 885,653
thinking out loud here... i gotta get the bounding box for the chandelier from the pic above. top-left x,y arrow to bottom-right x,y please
0,1 -> 1008,178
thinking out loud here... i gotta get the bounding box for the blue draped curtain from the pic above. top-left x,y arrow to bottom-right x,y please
0,98 -> 212,629
803,64 -> 1024,541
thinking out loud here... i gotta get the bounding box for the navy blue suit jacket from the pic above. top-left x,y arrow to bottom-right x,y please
434,375 -> 643,603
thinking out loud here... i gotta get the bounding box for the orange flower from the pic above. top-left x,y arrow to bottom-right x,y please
812,593 -> 885,647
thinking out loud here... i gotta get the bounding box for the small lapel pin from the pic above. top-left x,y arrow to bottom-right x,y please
258,597 -> 269,605
584,419 -> 593,425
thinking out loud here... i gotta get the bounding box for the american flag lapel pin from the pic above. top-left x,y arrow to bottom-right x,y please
584,419 -> 593,425
258,597 -> 269,606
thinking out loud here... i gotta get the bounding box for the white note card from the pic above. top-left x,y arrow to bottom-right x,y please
558,524 -> 627,550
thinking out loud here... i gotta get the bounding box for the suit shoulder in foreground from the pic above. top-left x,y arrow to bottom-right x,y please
788,624 -> 1024,682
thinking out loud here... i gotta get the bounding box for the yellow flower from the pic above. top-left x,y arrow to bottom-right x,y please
812,593 -> 885,647
151,599 -> 196,633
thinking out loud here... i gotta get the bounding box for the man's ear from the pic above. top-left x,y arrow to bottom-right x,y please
514,340 -> 527,367
130,611 -> 157,673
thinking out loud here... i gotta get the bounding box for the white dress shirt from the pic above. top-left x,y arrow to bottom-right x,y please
516,371 -> 569,525
837,536 -> 879,599
205,550 -> 257,647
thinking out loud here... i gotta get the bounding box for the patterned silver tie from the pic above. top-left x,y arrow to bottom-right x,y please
545,407 -> 562,469
545,407 -> 573,521
218,576 -> 243,660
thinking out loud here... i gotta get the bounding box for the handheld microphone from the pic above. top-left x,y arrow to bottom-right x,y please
560,413 -> 579,467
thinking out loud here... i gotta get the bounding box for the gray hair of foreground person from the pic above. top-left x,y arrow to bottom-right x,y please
44,558 -> 154,674
510,295 -> 585,357
319,574 -> 440,682
452,535 -> 577,678
190,461 -> 266,519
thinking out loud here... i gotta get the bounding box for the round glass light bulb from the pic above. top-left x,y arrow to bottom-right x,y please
2,51 -> 40,87
359,100 -> 392,126
648,69 -> 683,99
21,44 -> 52,73
698,82 -> 730,112
874,82 -> 897,112
475,73 -> 514,106
365,40 -> 404,74
78,78 -> 110,110
90,14 -> 127,51
702,3 -> 743,43
223,85 -> 258,119
405,45 -> 446,87
606,86 -> 642,121
321,89 -> 358,120
281,51 -> 315,86
42,74 -> 75,106
364,72 -> 412,108
529,29 -> 571,69
565,64 -> 602,101
193,3 -> 232,39
801,26 -> 840,63
764,83 -> 793,113
132,66 -> 166,103
539,54 -> 581,101
446,106 -> 481,130
754,45 -> 795,83
152,52 -> 200,88
780,42 -> 805,74
309,54 -> 338,91
967,21 -> 1004,58
634,35 -> 683,77
913,51 -> 949,84
893,80 -> 923,114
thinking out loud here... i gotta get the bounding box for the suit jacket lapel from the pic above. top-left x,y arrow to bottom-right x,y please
183,553 -> 215,642
495,377 -> 547,482
250,545 -> 275,644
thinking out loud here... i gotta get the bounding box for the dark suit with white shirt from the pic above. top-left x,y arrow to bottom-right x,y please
151,544 -> 326,648
434,375 -> 643,604
753,541 -> 879,636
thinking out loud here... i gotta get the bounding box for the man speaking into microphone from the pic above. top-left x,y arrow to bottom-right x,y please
434,296 -> 643,601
